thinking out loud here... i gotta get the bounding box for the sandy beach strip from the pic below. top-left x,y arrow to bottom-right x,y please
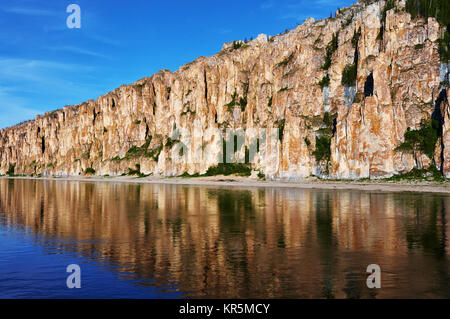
2,175 -> 449,194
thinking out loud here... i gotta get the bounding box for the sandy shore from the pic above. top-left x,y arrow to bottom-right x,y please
2,175 -> 449,194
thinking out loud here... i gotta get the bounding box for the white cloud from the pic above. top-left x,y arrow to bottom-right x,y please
88,34 -> 121,46
0,58 -> 79,84
287,0 -> 343,9
218,28 -> 232,35
2,7 -> 59,17
261,1 -> 275,10
279,13 -> 311,21
278,0 -> 349,21
0,88 -> 41,129
48,46 -> 111,59
0,57 -> 99,129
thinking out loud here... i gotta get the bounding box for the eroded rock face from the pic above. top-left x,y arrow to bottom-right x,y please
441,87 -> 450,177
0,0 -> 449,179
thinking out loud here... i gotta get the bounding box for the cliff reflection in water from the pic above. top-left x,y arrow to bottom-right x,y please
0,179 -> 449,298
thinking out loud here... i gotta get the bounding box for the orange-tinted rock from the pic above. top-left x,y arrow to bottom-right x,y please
0,1 -> 448,179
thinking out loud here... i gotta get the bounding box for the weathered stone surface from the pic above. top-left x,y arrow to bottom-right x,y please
441,88 -> 450,177
0,0 -> 448,179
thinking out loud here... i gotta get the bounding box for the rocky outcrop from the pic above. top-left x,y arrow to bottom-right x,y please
1,0 -> 449,179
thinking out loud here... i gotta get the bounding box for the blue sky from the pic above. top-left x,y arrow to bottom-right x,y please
0,0 -> 354,129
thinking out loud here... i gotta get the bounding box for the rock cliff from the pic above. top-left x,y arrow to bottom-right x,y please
1,0 -> 449,179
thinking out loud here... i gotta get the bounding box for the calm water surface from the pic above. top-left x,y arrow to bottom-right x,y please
0,178 -> 449,298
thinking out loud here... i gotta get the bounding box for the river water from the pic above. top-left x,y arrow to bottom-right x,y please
0,178 -> 449,298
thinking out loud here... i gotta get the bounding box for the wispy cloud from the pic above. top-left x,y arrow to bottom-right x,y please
261,1 -> 275,10
277,0 -> 349,21
0,57 -> 96,128
279,13 -> 311,21
2,7 -> 59,17
0,58 -> 77,83
218,28 -> 232,35
47,46 -> 111,60
88,34 -> 120,46
313,0 -> 342,6
0,88 -> 41,128
286,0 -> 343,9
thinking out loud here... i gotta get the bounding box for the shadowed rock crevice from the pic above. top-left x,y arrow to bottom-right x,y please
145,123 -> 150,138
204,69 -> 208,104
41,137 -> 45,154
364,72 -> 374,97
332,118 -> 337,136
432,89 -> 447,172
